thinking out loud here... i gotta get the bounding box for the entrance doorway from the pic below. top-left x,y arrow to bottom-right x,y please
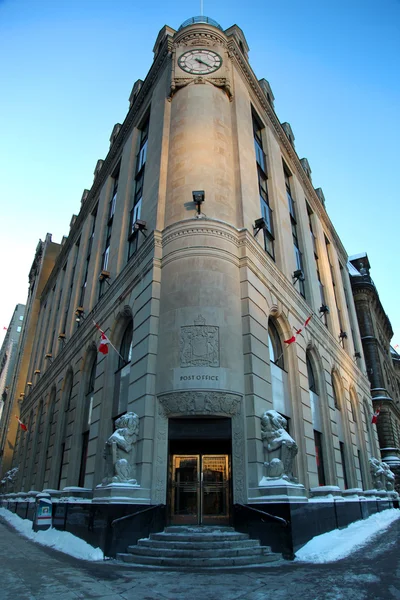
167,417 -> 232,525
170,454 -> 230,525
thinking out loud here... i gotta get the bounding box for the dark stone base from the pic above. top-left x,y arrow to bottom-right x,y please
233,497 -> 398,558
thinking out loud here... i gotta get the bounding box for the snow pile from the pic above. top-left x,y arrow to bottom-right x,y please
296,508 -> 400,563
0,507 -> 103,561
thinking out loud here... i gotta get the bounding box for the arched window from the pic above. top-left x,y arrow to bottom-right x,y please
79,356 -> 97,487
268,320 -> 284,369
268,319 -> 291,421
332,374 -> 348,489
57,371 -> 73,489
113,321 -> 133,421
306,355 -> 318,394
307,352 -> 325,486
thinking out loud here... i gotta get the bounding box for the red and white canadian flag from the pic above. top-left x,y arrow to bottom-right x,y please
371,408 -> 380,424
15,415 -> 27,431
98,331 -> 109,355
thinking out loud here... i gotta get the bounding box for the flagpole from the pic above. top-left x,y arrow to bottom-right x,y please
93,321 -> 127,363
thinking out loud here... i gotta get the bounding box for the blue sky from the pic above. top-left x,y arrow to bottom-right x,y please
0,0 -> 399,349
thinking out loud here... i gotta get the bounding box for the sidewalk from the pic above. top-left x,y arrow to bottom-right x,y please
0,516 -> 399,599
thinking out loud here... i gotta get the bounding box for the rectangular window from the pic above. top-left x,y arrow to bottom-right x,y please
314,430 -> 326,486
19,315 -> 23,321
285,164 -> 305,297
325,236 -> 345,343
253,112 -> 274,260
128,117 -> 149,260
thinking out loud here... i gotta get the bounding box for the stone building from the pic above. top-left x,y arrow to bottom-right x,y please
0,304 -> 25,425
0,237 -> 60,477
0,16 -> 391,552
349,254 -> 400,490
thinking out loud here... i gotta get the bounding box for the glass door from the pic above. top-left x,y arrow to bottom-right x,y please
170,454 -> 230,525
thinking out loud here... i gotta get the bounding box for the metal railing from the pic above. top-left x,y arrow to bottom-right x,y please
111,504 -> 164,528
235,503 -> 288,527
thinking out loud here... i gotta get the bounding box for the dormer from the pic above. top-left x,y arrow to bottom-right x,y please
129,79 -> 144,109
225,24 -> 250,61
69,215 -> 77,231
259,79 -> 275,109
109,123 -> 122,148
300,158 -> 312,181
152,25 -> 176,60
281,122 -> 295,148
93,159 -> 104,181
80,189 -> 90,206
315,187 -> 326,206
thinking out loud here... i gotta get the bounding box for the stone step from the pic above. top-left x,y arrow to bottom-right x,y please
137,538 -> 260,550
150,531 -> 249,543
164,526 -> 235,534
127,545 -> 270,559
117,552 -> 281,568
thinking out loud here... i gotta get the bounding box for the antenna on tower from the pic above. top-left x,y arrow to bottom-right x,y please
200,0 -> 203,16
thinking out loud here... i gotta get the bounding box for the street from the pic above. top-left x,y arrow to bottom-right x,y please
0,517 -> 399,600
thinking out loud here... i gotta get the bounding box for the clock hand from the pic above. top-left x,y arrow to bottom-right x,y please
195,57 -> 211,67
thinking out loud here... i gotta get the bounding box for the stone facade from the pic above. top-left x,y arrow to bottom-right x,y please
0,17 -> 382,521
349,254 -> 400,492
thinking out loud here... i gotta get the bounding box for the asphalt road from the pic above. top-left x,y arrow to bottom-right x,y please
0,517 -> 399,600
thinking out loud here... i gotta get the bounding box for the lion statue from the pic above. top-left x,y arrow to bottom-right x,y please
261,410 -> 298,481
102,412 -> 139,485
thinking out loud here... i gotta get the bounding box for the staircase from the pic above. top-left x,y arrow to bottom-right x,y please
116,526 -> 281,569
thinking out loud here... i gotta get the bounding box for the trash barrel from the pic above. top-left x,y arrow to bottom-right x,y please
33,492 -> 52,532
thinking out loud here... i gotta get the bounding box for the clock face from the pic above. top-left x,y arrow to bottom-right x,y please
178,49 -> 222,74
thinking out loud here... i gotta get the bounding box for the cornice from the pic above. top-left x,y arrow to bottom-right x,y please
228,40 -> 349,262
41,38 -> 173,297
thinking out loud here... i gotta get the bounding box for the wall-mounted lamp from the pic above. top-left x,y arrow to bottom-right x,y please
45,353 -> 54,363
319,305 -> 330,315
354,352 -> 361,359
75,307 -> 84,325
133,219 -> 147,235
253,217 -> 268,237
292,269 -> 305,284
99,270 -> 111,285
34,369 -> 41,376
26,382 -> 32,388
192,190 -> 205,215
58,333 -> 66,344
339,330 -> 348,341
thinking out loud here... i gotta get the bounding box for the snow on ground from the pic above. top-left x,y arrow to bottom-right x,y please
295,508 -> 400,563
0,506 -> 399,564
0,507 -> 103,561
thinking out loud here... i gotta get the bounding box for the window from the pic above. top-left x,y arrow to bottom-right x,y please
307,205 -> 327,326
113,321 -> 133,418
253,113 -> 274,259
307,355 -> 318,394
128,117 -> 149,259
314,430 -> 326,486
19,315 -> 23,321
100,168 -> 119,300
268,320 -> 284,369
79,358 -> 97,487
339,441 -> 349,489
17,326 -> 21,332
79,204 -> 98,307
285,164 -> 305,298
325,237 -> 345,344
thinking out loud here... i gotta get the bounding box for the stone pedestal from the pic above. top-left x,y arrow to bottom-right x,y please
249,477 -> 308,503
60,487 -> 93,501
93,483 -> 150,504
309,486 -> 342,499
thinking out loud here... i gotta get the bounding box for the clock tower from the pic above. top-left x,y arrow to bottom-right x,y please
171,16 -> 233,100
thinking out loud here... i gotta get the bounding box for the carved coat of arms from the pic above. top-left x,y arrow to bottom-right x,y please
180,315 -> 219,367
